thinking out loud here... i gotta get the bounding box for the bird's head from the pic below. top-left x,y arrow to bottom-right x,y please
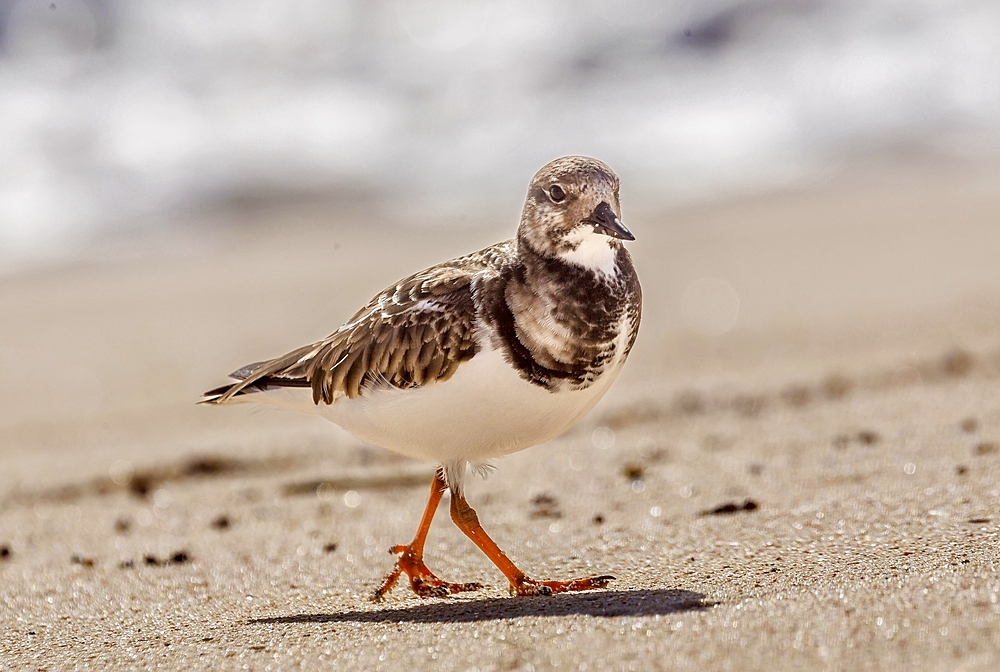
517,156 -> 633,275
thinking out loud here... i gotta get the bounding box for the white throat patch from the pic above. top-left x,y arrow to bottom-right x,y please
557,226 -> 619,276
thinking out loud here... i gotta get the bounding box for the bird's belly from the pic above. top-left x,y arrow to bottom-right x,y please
299,345 -> 621,463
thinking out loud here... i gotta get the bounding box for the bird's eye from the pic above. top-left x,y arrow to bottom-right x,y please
548,185 -> 566,202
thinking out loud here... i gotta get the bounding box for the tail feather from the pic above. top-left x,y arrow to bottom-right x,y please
229,361 -> 267,380
198,359 -> 270,404
199,382 -> 246,405
201,342 -> 322,405
199,373 -> 311,405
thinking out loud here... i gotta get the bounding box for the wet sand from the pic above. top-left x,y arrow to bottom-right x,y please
2,159 -> 1000,670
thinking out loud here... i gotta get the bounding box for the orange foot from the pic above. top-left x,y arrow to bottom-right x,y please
372,545 -> 483,601
511,574 -> 615,596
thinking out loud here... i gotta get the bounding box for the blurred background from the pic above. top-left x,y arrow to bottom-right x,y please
3,0 -> 1000,452
4,8 -> 1000,660
2,0 -> 999,267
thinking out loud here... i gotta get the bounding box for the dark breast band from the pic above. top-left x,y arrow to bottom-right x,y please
477,245 -> 641,391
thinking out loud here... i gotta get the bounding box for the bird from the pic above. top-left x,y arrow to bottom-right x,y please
201,156 -> 642,599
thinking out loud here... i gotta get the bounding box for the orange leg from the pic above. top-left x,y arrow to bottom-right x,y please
373,469 -> 482,601
449,491 -> 614,597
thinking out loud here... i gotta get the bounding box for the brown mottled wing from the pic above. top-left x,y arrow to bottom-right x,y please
211,263 -> 481,405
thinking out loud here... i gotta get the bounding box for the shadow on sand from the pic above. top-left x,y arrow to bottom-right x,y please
249,589 -> 710,625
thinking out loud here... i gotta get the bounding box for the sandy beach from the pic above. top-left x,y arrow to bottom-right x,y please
3,159 -> 1000,671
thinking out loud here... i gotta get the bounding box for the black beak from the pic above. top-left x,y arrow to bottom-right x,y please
589,202 -> 634,241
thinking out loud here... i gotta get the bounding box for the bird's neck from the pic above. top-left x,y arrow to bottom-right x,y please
556,227 -> 620,276
516,227 -> 622,280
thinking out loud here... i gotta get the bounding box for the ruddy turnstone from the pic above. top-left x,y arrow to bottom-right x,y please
202,156 -> 641,599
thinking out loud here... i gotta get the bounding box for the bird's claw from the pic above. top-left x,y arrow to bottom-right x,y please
511,574 -> 615,596
373,544 -> 483,601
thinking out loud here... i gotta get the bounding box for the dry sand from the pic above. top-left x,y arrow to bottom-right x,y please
2,159 -> 1000,670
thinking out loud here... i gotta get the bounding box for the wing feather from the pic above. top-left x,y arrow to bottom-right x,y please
205,259 -> 490,405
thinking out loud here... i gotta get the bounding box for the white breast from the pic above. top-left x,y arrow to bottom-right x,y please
249,340 -> 626,465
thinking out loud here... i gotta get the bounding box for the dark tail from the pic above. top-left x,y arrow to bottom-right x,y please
199,382 -> 249,405
199,364 -> 311,405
